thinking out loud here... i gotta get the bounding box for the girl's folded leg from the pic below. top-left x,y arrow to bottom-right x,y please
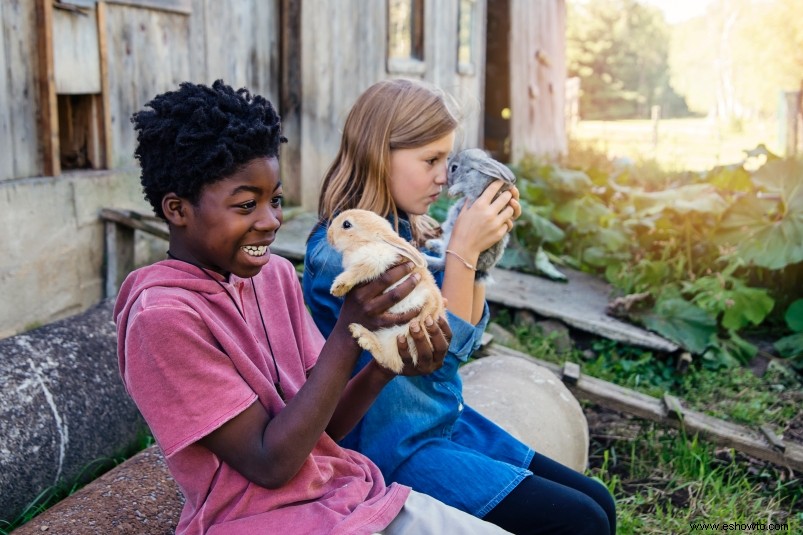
483,451 -> 616,535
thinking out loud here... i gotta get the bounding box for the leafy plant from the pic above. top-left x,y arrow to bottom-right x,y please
504,147 -> 802,370
774,299 -> 803,369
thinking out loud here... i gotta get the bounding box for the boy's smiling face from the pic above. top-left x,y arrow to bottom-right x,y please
165,156 -> 283,279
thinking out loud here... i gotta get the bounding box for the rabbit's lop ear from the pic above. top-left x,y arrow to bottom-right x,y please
472,156 -> 516,184
379,237 -> 426,269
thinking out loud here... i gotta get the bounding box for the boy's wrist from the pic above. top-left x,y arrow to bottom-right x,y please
329,320 -> 362,358
366,359 -> 397,384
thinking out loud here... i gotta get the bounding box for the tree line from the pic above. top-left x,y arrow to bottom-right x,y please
567,0 -> 803,121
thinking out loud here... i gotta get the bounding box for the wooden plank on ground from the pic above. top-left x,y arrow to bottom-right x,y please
486,266 -> 679,352
488,344 -> 803,473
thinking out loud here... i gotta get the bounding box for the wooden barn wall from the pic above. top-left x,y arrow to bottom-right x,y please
0,1 -> 41,181
0,0 -> 281,338
298,0 -> 487,211
104,0 -> 279,169
509,0 -> 566,160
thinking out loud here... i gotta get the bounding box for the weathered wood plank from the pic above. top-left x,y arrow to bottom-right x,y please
36,0 -> 59,176
489,344 -> 803,473
100,208 -> 169,241
509,0 -> 566,159
53,4 -> 101,94
104,3 -> 191,168
5,0 -> 46,178
97,1 -> 113,168
279,0 -> 302,205
0,0 -> 13,180
106,0 -> 192,15
298,0 -> 484,212
487,266 -> 679,352
202,0 -> 278,100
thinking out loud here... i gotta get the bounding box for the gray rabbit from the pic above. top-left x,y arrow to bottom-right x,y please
425,148 -> 516,281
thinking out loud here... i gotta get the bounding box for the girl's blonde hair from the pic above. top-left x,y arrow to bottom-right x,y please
317,78 -> 460,245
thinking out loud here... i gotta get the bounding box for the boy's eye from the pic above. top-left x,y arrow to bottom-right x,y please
239,200 -> 257,210
271,195 -> 284,208
426,158 -> 437,165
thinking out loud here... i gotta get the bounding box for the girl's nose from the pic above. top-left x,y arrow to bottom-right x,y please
435,162 -> 448,185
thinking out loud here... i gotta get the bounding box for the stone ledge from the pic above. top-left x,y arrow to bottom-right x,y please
13,445 -> 183,535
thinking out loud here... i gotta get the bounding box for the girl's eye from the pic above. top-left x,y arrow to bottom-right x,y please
271,195 -> 284,208
426,157 -> 438,165
239,200 -> 257,210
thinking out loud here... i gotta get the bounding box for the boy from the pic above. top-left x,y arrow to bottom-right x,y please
114,80 -> 509,534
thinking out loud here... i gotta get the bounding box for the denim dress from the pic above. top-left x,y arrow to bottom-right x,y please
302,215 -> 534,517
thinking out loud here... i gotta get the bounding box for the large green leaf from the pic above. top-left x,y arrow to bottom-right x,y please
640,298 -> 717,354
518,201 -> 565,243
784,299 -> 803,333
774,333 -> 803,358
688,275 -> 775,331
546,167 -> 592,194
716,159 -> 803,269
610,182 -> 729,217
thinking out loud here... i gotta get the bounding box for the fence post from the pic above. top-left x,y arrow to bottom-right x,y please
778,90 -> 800,157
651,105 -> 661,156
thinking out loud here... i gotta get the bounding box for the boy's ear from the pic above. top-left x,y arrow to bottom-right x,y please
162,193 -> 190,227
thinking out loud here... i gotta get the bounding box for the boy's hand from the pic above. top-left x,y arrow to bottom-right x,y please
394,315 -> 452,376
338,261 -> 421,333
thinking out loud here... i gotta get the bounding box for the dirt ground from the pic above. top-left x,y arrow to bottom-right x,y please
583,403 -> 803,514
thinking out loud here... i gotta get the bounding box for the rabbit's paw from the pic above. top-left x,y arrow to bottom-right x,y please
349,324 -> 403,373
330,274 -> 354,297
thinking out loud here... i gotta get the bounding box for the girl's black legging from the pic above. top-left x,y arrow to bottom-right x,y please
483,451 -> 616,535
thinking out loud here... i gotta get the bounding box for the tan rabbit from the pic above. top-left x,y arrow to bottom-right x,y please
327,209 -> 446,373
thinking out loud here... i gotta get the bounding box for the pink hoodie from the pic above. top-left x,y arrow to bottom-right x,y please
114,256 -> 408,534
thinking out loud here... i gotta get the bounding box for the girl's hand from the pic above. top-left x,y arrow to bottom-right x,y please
337,262 -> 421,333
449,180 -> 517,258
507,185 -> 522,231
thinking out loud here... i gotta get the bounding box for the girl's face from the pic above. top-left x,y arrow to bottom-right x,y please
388,131 -> 455,216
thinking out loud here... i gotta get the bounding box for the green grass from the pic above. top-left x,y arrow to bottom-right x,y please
0,429 -> 155,534
492,313 -> 802,432
589,421 -> 802,534
490,314 -> 803,533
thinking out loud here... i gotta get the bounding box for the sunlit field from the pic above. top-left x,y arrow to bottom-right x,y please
569,118 -> 782,172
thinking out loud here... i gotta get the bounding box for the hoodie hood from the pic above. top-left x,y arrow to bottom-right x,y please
113,260 -> 231,381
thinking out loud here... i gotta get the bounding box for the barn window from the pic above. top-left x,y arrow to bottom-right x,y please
36,0 -> 112,174
457,0 -> 476,75
387,0 -> 425,75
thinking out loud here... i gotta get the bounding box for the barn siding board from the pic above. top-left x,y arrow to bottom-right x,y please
4,0 -> 40,179
104,4 -> 192,168
187,0 -> 207,82
298,0 -> 485,211
0,1 -> 14,180
53,5 -> 101,94
509,0 -> 566,159
202,1 -> 278,106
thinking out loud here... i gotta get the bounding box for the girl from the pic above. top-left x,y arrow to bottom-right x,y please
303,78 -> 616,535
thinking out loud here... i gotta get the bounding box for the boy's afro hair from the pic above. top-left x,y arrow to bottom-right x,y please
131,79 -> 286,219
